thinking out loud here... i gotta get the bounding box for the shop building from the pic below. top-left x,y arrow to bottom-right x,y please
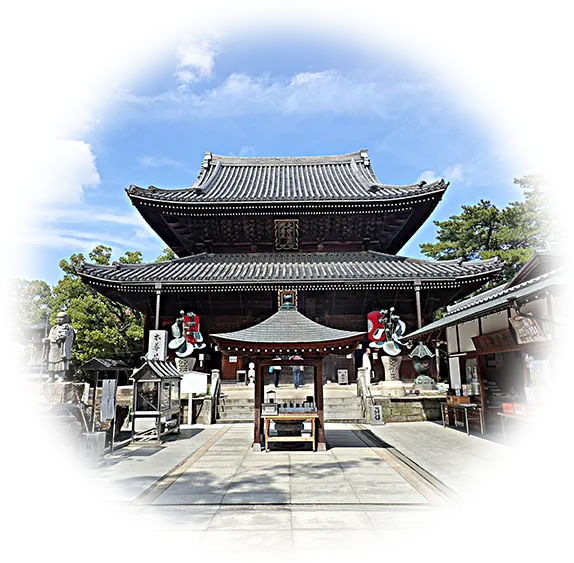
402,246 -> 566,431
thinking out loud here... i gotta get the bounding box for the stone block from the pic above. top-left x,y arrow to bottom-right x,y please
42,382 -> 89,404
76,432 -> 106,469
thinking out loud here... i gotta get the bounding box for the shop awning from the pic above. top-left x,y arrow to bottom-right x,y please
402,267 -> 566,341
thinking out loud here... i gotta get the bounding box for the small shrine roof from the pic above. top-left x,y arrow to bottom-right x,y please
77,251 -> 501,287
211,306 -> 364,345
130,360 -> 182,381
126,150 -> 447,204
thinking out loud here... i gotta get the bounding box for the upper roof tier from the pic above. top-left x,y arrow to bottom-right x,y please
126,150 -> 447,204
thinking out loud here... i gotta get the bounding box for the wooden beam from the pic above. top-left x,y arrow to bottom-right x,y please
253,362 -> 263,448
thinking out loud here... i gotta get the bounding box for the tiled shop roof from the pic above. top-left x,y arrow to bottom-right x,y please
126,150 -> 448,204
403,267 -> 566,340
76,251 -> 501,287
211,307 -> 364,345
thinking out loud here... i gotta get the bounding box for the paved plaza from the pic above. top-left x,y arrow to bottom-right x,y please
75,422 -> 517,563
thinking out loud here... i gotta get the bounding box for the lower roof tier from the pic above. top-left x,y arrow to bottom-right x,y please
77,250 -> 500,289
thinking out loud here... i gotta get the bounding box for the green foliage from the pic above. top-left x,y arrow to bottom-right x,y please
420,174 -> 554,284
9,278 -> 54,341
9,245 -> 145,370
155,247 -> 176,262
52,245 -> 144,373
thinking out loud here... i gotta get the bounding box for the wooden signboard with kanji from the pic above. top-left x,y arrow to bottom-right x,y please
472,329 -> 518,354
509,316 -> 546,344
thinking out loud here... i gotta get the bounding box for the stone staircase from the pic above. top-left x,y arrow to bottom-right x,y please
216,387 -> 364,423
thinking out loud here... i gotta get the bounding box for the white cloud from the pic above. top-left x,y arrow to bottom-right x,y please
443,164 -> 465,183
418,164 -> 465,185
13,142 -> 168,262
417,170 -> 440,184
175,37 -> 221,85
23,137 -> 100,205
239,145 -> 256,156
63,91 -> 101,133
139,155 -> 186,168
30,207 -> 144,227
493,133 -> 533,161
117,69 -> 422,120
201,20 -> 225,39
22,219 -> 162,256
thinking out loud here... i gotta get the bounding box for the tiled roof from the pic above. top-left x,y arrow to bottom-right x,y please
76,251 -> 501,287
126,150 -> 447,204
211,307 -> 364,345
4,336 -> 28,353
79,358 -> 130,371
403,267 -> 567,340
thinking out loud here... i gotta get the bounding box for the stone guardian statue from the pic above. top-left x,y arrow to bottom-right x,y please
43,312 -> 76,382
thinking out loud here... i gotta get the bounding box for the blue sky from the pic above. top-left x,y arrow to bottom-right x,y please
12,3 -> 569,288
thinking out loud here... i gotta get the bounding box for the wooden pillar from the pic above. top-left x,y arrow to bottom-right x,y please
475,353 -> 488,433
314,359 -> 326,450
253,362 -> 263,449
91,370 -> 99,432
414,280 -> 422,329
154,282 -> 162,330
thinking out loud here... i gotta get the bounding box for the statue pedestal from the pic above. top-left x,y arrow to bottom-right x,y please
380,380 -> 406,397
381,355 -> 403,381
414,383 -> 436,391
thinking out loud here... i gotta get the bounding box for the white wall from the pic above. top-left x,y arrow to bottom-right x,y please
446,326 -> 458,354
458,319 -> 479,352
449,357 -> 461,390
517,299 -> 548,317
481,311 -> 509,334
551,294 -> 567,340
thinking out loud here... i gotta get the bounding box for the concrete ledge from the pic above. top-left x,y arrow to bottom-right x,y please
373,395 -> 445,422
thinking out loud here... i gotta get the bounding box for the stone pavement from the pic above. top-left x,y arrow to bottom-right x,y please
370,422 -> 520,499
70,422 -> 511,563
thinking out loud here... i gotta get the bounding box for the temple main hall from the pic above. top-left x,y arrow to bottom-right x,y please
77,149 -> 501,380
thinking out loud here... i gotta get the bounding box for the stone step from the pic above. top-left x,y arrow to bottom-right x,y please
216,416 -> 364,424
219,397 -> 359,405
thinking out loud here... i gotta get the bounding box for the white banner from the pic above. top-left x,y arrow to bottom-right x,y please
148,330 -> 168,361
100,379 -> 116,421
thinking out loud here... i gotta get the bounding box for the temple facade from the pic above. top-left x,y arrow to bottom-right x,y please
77,150 -> 501,380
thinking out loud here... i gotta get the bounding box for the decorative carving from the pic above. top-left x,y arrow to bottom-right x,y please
274,219 -> 299,250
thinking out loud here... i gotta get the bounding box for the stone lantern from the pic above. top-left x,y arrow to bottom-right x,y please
409,342 -> 436,389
